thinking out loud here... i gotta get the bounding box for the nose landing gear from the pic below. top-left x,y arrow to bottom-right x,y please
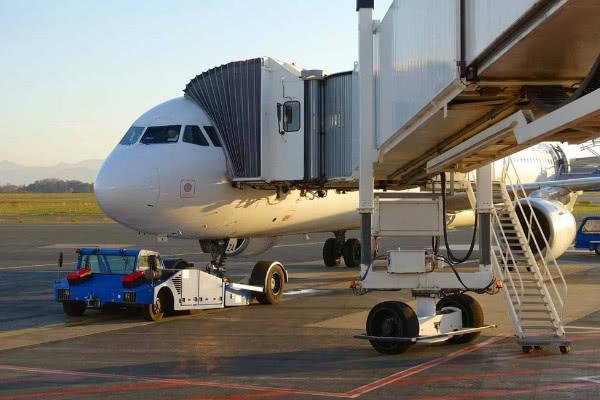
199,239 -> 229,277
322,230 -> 361,268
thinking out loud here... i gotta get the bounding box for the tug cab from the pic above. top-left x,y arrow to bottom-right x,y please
574,216 -> 600,255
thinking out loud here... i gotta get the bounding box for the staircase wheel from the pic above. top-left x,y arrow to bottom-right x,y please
522,346 -> 534,354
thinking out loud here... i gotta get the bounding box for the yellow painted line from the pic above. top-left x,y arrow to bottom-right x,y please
0,315 -> 116,338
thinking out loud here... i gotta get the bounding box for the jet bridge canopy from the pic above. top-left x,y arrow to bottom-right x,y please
373,0 -> 600,187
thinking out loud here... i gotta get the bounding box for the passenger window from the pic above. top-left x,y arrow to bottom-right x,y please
119,126 -> 145,145
203,126 -> 222,147
183,126 -> 209,146
283,101 -> 300,132
140,125 -> 181,144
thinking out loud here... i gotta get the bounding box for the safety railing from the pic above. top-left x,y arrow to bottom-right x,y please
501,157 -> 567,322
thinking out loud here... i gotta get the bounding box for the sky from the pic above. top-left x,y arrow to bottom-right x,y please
0,0 -> 392,166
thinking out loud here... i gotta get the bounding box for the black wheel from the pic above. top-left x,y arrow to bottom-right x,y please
436,294 -> 483,344
163,258 -> 189,269
143,292 -> 166,321
595,245 -> 600,256
323,238 -> 341,267
62,301 -> 86,317
560,345 -> 571,354
250,261 -> 285,305
522,345 -> 534,354
366,301 -> 419,354
342,239 -> 361,268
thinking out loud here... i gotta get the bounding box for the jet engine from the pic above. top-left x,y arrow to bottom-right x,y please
223,237 -> 278,257
514,198 -> 576,260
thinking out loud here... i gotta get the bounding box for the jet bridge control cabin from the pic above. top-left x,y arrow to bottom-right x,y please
184,58 -> 359,189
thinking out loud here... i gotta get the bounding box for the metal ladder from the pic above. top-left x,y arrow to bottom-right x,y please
490,159 -> 571,353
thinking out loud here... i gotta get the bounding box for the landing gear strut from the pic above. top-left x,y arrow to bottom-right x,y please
322,231 -> 361,268
199,239 -> 228,277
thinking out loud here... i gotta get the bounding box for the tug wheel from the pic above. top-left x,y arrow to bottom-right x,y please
436,294 -> 483,344
595,245 -> 600,256
143,293 -> 166,321
366,301 -> 419,355
250,261 -> 285,305
323,238 -> 341,267
560,345 -> 572,354
342,239 -> 361,268
62,301 -> 86,317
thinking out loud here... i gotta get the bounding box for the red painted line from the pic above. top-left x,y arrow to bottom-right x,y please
0,365 -> 347,398
180,391 -> 285,400
0,382 -> 178,400
414,382 -> 598,400
345,336 -> 504,398
393,367 -> 565,386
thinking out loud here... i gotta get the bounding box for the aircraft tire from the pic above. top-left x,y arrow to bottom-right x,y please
323,238 -> 341,267
342,239 -> 361,268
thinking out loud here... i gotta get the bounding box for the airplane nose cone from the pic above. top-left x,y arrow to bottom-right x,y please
95,148 -> 160,228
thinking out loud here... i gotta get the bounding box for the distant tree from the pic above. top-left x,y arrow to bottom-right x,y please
0,179 -> 94,193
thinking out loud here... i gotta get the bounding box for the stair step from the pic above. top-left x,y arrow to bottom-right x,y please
513,300 -> 548,305
520,317 -> 555,322
521,326 -> 558,331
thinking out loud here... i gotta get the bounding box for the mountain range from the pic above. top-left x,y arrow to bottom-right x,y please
0,160 -> 104,185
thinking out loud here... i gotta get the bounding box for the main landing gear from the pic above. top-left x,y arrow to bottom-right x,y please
322,230 -> 361,268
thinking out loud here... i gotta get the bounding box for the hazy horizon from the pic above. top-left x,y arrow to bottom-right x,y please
0,0 -> 393,166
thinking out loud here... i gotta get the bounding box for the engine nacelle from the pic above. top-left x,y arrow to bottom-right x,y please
515,198 -> 576,260
224,237 -> 278,257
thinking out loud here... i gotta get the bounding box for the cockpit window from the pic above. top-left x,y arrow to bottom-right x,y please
183,126 -> 209,146
140,125 -> 181,144
119,126 -> 145,145
204,126 -> 222,147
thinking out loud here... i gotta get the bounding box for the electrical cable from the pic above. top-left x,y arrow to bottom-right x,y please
440,173 -> 478,264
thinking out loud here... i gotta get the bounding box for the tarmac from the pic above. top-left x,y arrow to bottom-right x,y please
1,222 -> 600,399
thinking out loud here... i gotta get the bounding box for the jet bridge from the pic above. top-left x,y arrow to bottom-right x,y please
184,58 -> 358,187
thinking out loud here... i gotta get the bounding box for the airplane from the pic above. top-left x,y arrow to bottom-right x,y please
94,95 -> 600,273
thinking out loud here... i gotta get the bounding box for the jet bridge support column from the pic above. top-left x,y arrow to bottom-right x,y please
477,164 -> 493,271
357,0 -> 375,272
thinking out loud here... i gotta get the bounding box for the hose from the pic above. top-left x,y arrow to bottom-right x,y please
440,173 -> 478,264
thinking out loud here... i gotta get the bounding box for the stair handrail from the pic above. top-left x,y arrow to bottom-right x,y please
491,210 -> 525,305
502,157 -> 568,321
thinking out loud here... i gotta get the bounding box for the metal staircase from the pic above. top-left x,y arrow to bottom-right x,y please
490,158 -> 571,353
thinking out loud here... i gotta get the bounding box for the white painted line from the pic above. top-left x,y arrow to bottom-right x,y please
0,262 -> 76,270
285,288 -> 326,296
273,242 -> 323,248
566,326 -> 600,331
40,243 -> 135,249
575,375 -> 600,384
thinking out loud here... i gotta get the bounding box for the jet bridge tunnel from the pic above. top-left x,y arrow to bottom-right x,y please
183,0 -> 600,193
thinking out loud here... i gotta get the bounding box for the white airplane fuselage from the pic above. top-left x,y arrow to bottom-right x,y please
94,97 -> 568,241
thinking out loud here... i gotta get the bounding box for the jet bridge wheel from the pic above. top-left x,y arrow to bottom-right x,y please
436,294 -> 483,344
366,301 -> 419,354
249,261 -> 285,305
